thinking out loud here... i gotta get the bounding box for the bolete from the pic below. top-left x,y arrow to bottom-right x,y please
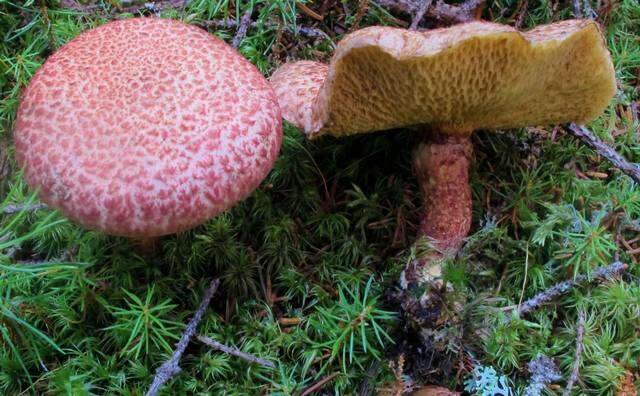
270,20 -> 615,284
14,18 -> 282,241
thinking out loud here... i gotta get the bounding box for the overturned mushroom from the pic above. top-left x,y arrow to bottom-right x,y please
15,18 -> 282,240
271,20 -> 615,285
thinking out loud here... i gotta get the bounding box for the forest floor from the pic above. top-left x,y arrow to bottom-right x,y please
1,0 -> 639,394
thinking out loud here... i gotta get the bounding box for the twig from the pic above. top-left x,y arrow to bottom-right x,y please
349,0 -> 370,32
196,334 -> 275,368
231,6 -> 253,48
198,19 -> 336,48
376,0 -> 485,25
146,279 -> 220,396
2,203 -> 48,214
409,0 -> 433,30
573,0 -> 583,18
298,2 -> 324,21
504,262 -> 627,320
62,0 -> 190,13
566,124 -> 640,184
120,0 -> 190,14
59,0 -> 101,12
563,310 -> 585,396
300,372 -> 341,396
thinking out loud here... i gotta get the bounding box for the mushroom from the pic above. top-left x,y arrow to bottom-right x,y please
14,18 -> 282,242
270,20 -> 615,285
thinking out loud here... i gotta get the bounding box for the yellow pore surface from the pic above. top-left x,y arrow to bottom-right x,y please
272,20 -> 616,138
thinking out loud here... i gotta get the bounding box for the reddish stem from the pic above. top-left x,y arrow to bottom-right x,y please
404,133 -> 473,285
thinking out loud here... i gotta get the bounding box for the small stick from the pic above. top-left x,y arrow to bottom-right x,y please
376,0 -> 485,24
196,334 -> 275,368
120,0 -> 190,14
573,0 -> 583,18
300,372 -> 341,396
146,279 -> 220,396
231,6 -> 253,48
563,310 -> 585,396
298,2 -> 324,21
349,0 -> 370,32
566,123 -> 640,184
409,0 -> 433,30
2,203 -> 49,214
504,262 -> 626,320
198,20 -> 336,48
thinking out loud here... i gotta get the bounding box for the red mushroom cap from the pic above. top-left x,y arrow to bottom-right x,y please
14,18 -> 282,237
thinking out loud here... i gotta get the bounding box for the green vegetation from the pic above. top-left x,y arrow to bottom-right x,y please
1,0 -> 639,394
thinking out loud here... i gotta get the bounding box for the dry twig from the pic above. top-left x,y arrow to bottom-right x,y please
566,124 -> 640,184
120,0 -> 190,14
199,19 -> 336,48
146,279 -> 220,396
505,262 -> 627,321
2,203 -> 49,214
195,334 -> 275,368
563,310 -> 585,396
300,372 -> 341,396
231,6 -> 253,48
298,2 -> 324,21
350,0 -> 370,32
376,0 -> 485,25
410,0 -> 433,29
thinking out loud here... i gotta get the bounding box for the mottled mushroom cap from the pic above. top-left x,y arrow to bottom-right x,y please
15,18 -> 282,237
271,19 -> 615,138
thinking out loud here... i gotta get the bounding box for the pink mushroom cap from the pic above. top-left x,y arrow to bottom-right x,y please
14,18 -> 282,237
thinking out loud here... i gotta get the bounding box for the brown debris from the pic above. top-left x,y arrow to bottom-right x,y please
376,0 -> 485,26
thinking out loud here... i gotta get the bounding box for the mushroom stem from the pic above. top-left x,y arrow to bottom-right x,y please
406,132 -> 473,285
134,237 -> 161,255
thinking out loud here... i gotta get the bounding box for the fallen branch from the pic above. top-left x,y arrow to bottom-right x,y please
2,203 -> 49,214
231,6 -> 253,48
195,334 -> 275,368
300,372 -> 341,396
376,0 -> 485,25
566,124 -> 640,184
563,310 -> 585,396
504,261 -> 627,320
146,278 -> 220,396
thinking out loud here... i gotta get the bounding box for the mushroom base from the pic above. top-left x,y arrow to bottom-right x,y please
404,133 -> 473,286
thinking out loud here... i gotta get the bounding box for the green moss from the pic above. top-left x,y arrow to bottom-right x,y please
1,0 -> 639,394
